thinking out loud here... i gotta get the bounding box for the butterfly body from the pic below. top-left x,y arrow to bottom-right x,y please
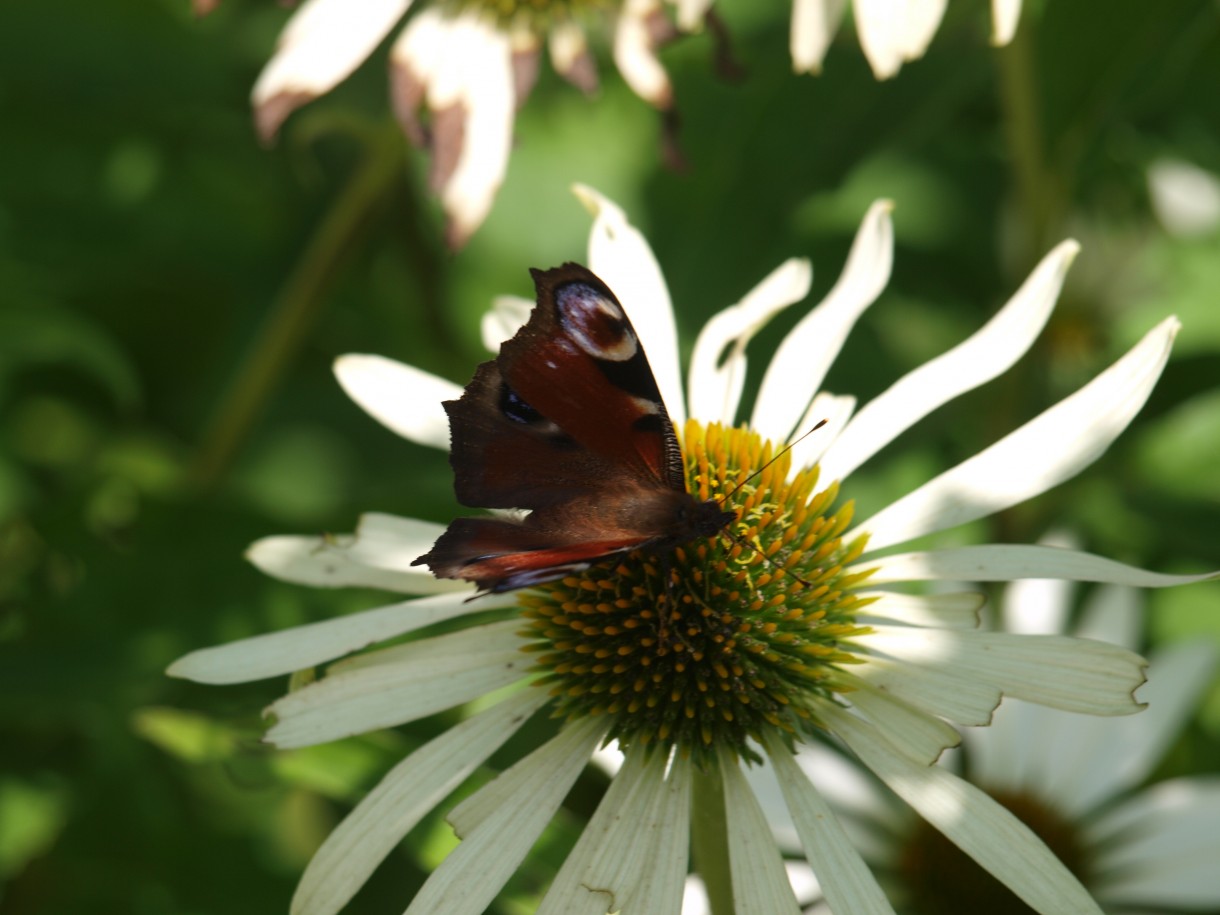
413,263 -> 735,593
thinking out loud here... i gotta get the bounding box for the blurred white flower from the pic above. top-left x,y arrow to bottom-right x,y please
171,187 -> 1214,915
785,0 -> 1024,78
773,571 -> 1220,913
1147,157 -> 1220,238
247,0 -> 683,247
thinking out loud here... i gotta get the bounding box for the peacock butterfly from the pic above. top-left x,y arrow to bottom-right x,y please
412,263 -> 736,593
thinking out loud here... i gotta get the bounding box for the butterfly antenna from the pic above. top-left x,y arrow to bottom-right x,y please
713,419 -> 829,592
715,419 -> 828,508
724,528 -> 814,590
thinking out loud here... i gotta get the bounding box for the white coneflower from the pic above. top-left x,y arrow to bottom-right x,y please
768,570 -> 1220,913
170,186 -> 1214,914
243,0 -> 684,247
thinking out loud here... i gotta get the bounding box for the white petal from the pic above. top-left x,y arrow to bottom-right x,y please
1042,642 -> 1218,816
291,689 -> 547,915
404,718 -> 604,915
752,201 -> 893,443
244,533 -> 449,597
251,0 -> 413,139
574,184 -> 686,425
991,0 -> 1022,44
789,393 -> 856,473
1147,157 -> 1220,238
764,733 -> 896,915
265,621 -> 529,748
539,748 -> 690,915
687,258 -> 812,425
245,512 -> 465,594
719,746 -> 803,914
850,647 -> 1003,728
853,0 -> 947,79
844,680 -> 963,762
863,543 -> 1220,588
860,625 -> 1147,716
853,317 -> 1181,550
828,707 -> 1105,915
431,16 -> 516,247
334,354 -> 458,449
615,755 -> 692,912
1075,581 -> 1143,649
615,0 -> 673,108
819,240 -> 1077,484
856,590 -> 984,629
791,0 -> 848,74
675,0 -> 714,31
999,571 -> 1074,635
168,591 -> 507,685
481,295 -> 533,352
1088,778 -> 1220,908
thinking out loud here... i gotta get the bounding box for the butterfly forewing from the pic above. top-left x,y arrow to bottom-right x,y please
413,263 -> 734,593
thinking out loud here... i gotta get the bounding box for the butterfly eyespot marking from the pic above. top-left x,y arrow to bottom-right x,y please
555,281 -> 637,362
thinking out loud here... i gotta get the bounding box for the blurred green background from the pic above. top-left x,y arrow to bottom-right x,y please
2,0 -> 1218,912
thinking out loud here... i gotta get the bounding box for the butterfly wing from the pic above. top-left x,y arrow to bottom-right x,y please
414,264 -> 715,592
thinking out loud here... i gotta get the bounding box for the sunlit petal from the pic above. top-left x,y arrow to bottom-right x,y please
853,317 -> 1180,551
752,201 -> 893,443
819,240 -> 1078,484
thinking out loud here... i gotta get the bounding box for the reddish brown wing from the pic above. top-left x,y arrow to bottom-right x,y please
445,263 -> 685,510
413,263 -> 726,593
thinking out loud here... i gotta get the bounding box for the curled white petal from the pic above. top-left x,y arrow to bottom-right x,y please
752,200 -> 893,443
791,0 -> 848,74
615,0 -> 672,108
574,183 -> 685,425
265,621 -> 528,748
251,0 -> 413,139
820,240 -> 1078,484
423,15 -> 516,247
291,689 -> 547,915
829,707 -> 1106,914
853,317 -> 1180,551
863,543 -> 1220,588
687,258 -> 812,425
675,0 -> 714,31
335,354 -> 458,450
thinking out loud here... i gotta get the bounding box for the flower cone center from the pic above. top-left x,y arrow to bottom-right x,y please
520,421 -> 873,763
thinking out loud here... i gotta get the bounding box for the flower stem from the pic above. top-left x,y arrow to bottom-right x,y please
189,125 -> 404,488
691,763 -> 735,915
995,11 -> 1061,261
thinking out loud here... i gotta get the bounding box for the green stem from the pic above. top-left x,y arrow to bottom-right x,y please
691,763 -> 735,915
189,126 -> 404,488
995,11 -> 1059,261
